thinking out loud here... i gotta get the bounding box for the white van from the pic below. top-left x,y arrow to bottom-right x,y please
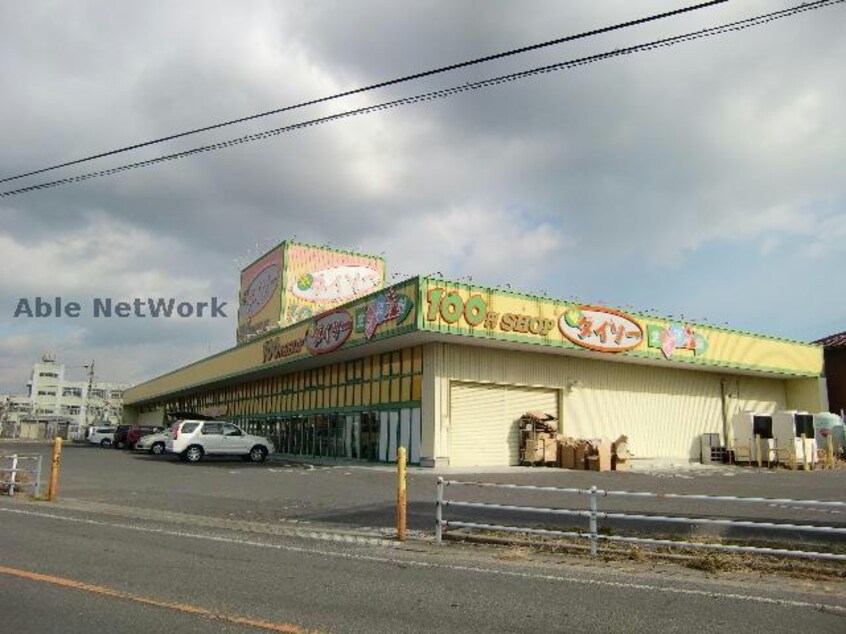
88,426 -> 116,447
166,420 -> 273,463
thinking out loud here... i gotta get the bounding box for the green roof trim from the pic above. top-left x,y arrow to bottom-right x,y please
419,276 -> 821,349
239,240 -> 385,274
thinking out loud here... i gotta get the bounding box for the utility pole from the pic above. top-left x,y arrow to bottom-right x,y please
83,360 -> 95,439
0,397 -> 8,438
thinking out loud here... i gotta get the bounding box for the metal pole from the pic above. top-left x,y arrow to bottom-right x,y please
9,454 -> 17,497
35,455 -> 42,498
826,434 -> 834,469
48,437 -> 63,502
801,433 -> 809,470
589,485 -> 598,556
396,446 -> 407,542
436,477 -> 444,544
755,434 -> 762,468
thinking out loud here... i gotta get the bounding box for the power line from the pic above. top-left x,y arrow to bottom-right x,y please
0,1 -> 727,185
2,0 -> 841,198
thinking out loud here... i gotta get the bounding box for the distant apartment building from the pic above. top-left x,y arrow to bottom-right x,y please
1,354 -> 127,438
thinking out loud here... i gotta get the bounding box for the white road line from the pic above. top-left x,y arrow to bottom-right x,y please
768,503 -> 843,515
1,506 -> 844,615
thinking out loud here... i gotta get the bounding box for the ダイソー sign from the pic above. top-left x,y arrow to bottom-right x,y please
558,306 -> 643,353
305,310 -> 353,355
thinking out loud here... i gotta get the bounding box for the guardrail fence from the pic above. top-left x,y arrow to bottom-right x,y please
0,454 -> 42,498
435,478 -> 846,562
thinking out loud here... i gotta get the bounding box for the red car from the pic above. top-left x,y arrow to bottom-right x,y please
125,425 -> 164,450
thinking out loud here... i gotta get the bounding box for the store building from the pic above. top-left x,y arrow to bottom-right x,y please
815,331 -> 846,416
125,269 -> 824,467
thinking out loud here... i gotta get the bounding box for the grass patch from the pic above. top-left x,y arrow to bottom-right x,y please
447,527 -> 846,581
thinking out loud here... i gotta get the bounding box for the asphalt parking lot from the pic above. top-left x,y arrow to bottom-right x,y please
3,441 -> 845,543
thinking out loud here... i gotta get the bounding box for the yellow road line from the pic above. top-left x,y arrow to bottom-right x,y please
0,564 -> 323,634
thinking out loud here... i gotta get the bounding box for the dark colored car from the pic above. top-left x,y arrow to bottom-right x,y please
126,425 -> 164,450
112,424 -> 132,449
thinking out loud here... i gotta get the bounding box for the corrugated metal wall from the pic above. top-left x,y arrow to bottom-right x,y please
450,383 -> 558,466
137,408 -> 165,426
437,344 -> 788,461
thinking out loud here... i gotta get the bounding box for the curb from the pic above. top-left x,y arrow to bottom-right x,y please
40,498 -> 405,548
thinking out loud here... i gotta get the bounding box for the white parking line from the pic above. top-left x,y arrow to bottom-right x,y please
768,503 -> 843,515
2,506 -> 844,615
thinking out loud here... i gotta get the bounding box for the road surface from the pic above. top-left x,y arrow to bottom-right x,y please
0,498 -> 844,633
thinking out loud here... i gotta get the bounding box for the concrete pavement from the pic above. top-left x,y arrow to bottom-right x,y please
0,499 -> 844,633
5,442 -> 844,544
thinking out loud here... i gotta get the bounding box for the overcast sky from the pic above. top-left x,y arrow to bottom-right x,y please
0,0 -> 843,393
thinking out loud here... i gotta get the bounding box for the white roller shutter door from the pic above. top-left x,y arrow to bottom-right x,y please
450,383 -> 558,467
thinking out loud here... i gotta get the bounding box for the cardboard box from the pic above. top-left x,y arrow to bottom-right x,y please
587,441 -> 612,472
523,434 -> 558,463
560,443 -> 576,469
612,455 -> 630,471
543,439 -> 558,463
574,442 -> 589,470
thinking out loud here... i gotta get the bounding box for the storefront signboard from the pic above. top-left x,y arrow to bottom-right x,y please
646,323 -> 708,359
237,246 -> 284,343
420,278 -> 822,377
305,310 -> 353,355
358,288 -> 414,339
283,243 -> 384,326
558,306 -> 643,352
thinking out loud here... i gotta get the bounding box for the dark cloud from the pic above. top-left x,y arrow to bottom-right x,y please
0,1 -> 843,392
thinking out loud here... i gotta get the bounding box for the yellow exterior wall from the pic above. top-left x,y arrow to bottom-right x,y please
131,347 -> 423,420
126,279 -> 418,405
421,343 -> 449,465
428,343 -> 789,461
785,377 -> 825,412
420,279 -> 823,377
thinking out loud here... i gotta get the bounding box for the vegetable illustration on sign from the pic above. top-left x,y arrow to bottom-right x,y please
558,306 -> 643,352
647,323 -> 708,359
288,265 -> 381,302
362,289 -> 413,339
305,310 -> 353,355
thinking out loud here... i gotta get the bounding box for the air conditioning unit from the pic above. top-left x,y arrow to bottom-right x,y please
700,432 -> 723,464
731,412 -> 775,464
772,411 -> 817,467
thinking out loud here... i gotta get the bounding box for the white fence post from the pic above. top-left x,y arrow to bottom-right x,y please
435,479 -> 846,562
9,454 -> 18,497
436,477 -> 444,544
588,485 -> 598,556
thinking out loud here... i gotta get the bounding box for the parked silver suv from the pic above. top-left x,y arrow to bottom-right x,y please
166,420 -> 273,463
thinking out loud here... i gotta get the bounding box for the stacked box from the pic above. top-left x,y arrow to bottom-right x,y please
612,435 -> 630,471
587,441 -> 612,472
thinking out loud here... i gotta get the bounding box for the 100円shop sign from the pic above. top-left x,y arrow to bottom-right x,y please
13,296 -> 228,318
